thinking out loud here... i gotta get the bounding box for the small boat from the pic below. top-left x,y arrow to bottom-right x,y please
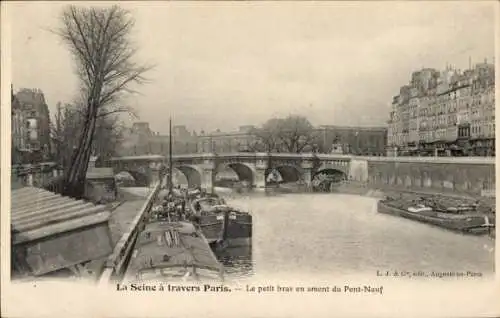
378,198 -> 495,235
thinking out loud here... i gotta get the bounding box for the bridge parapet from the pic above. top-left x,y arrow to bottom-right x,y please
111,153 -> 495,164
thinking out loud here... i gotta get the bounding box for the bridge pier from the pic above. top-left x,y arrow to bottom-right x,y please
203,169 -> 214,192
254,169 -> 267,189
301,169 -> 312,189
300,159 -> 314,191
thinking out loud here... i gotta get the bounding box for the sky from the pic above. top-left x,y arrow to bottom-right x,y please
9,1 -> 496,134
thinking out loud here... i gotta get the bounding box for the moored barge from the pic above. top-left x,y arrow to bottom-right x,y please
377,197 -> 495,235
122,218 -> 224,284
189,195 -> 252,248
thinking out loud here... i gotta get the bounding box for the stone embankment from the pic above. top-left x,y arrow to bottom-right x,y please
331,181 -> 495,205
328,182 -> 384,198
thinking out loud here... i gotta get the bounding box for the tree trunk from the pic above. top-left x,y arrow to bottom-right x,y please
62,106 -> 98,199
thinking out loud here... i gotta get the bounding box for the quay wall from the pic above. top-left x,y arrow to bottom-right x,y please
363,158 -> 495,197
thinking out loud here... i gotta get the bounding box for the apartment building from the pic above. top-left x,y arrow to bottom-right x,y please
387,61 -> 495,156
11,87 -> 52,163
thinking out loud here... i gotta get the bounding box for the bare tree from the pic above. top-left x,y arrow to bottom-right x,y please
51,103 -> 83,169
250,118 -> 282,152
277,115 -> 318,153
54,5 -> 152,198
51,102 -> 127,177
253,115 -> 318,153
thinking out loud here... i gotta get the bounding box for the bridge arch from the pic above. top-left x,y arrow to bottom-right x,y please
313,168 -> 347,182
115,170 -> 149,187
174,165 -> 203,188
170,168 -> 189,188
215,162 -> 255,186
312,168 -> 347,192
266,165 -> 303,184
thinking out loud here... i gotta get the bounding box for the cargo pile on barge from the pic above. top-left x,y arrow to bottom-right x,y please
377,193 -> 495,235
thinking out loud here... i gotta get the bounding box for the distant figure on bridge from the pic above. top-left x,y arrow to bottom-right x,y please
181,198 -> 186,215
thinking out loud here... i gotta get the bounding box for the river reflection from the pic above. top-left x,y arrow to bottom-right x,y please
217,191 -> 495,280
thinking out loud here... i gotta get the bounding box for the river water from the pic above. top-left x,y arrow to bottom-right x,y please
217,192 -> 495,280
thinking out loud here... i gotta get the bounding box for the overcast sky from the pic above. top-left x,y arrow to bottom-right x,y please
10,1 -> 496,134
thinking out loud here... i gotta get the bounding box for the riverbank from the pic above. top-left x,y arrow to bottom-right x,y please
331,182 -> 495,203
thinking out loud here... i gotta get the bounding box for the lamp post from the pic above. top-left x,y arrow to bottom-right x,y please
355,131 -> 359,155
168,117 -> 173,192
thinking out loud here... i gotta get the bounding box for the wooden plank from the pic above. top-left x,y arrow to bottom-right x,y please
12,188 -> 53,200
11,187 -> 37,195
13,197 -> 74,216
14,205 -> 108,233
12,194 -> 63,210
13,202 -> 97,228
13,211 -> 111,245
12,193 -> 63,210
12,200 -> 90,222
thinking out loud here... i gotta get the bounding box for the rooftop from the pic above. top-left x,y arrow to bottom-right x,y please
11,187 -> 110,246
318,125 -> 387,131
86,167 -> 115,179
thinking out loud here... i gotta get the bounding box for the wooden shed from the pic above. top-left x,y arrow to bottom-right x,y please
11,187 -> 113,279
85,167 -> 118,204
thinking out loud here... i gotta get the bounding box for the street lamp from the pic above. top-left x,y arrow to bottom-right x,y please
355,131 -> 359,155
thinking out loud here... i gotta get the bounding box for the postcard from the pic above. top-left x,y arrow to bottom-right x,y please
1,1 -> 499,317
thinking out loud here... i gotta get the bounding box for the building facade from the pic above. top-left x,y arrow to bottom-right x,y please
196,125 -> 387,155
387,61 -> 495,156
119,122 -> 387,157
197,126 -> 258,153
316,125 -> 387,156
11,87 -> 27,164
118,122 -> 198,156
11,87 -> 52,163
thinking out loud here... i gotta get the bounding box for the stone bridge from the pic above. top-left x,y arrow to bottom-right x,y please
104,153 -> 495,196
104,153 -> 351,189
